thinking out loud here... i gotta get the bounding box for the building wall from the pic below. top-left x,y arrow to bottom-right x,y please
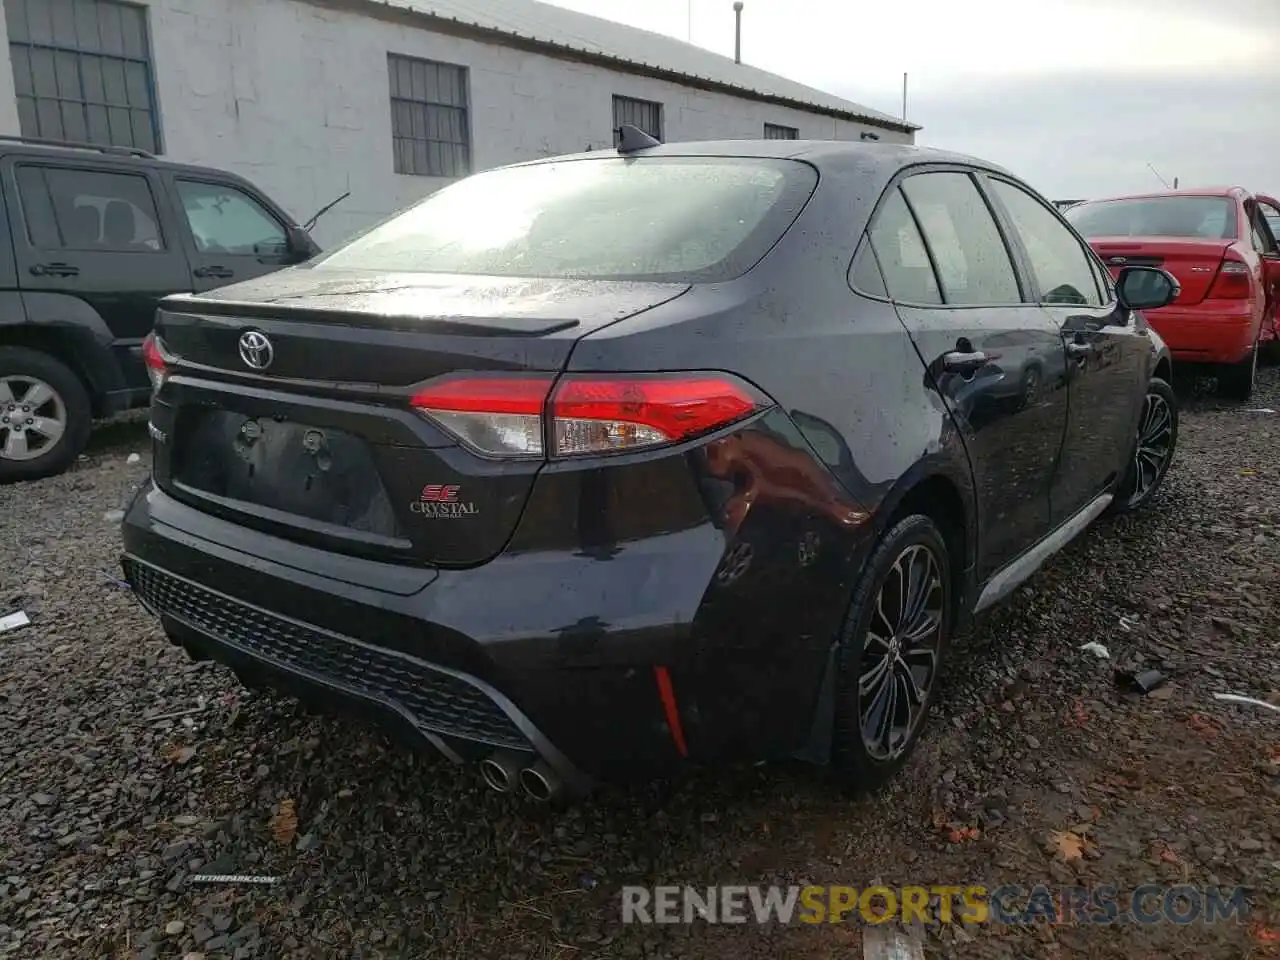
1,0 -> 913,247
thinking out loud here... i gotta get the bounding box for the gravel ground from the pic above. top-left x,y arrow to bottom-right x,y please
1,372 -> 1279,959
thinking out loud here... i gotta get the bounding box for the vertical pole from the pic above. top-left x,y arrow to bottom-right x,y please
902,72 -> 908,121
733,2 -> 743,63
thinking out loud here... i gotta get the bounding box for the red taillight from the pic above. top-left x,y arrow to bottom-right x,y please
409,372 -> 763,459
1207,257 -> 1252,300
142,332 -> 171,393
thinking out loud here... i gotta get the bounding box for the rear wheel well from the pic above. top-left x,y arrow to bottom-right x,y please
885,475 -> 969,621
0,325 -> 104,415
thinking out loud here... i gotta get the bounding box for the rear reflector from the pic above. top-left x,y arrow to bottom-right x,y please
1208,258 -> 1252,300
410,372 -> 764,459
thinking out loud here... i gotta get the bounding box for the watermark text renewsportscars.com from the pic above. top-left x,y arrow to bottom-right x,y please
620,884 -> 1250,926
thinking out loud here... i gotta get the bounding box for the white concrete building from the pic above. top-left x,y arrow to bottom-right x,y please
1,0 -> 918,246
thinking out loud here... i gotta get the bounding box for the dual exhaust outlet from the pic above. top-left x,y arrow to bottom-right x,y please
478,750 -> 561,801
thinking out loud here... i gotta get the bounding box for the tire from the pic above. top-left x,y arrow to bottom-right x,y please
0,347 -> 92,484
831,514 -> 952,791
1111,377 -> 1178,514
1217,342 -> 1258,400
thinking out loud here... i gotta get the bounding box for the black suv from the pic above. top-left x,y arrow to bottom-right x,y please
0,136 -> 320,482
122,138 -> 1180,799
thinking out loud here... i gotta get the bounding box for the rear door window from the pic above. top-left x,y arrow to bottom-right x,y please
900,172 -> 1022,305
15,165 -> 164,252
866,189 -> 942,304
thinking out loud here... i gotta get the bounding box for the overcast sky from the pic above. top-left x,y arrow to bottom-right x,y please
546,0 -> 1280,201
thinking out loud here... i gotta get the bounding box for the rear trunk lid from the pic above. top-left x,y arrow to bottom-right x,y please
1087,237 -> 1233,306
150,269 -> 689,567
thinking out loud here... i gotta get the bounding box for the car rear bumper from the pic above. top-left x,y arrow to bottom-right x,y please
121,479 -> 841,786
1145,302 -> 1258,364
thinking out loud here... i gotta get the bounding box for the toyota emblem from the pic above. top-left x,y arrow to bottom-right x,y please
238,330 -> 274,370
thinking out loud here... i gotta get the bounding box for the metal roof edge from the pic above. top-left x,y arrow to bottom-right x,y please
311,0 -> 920,134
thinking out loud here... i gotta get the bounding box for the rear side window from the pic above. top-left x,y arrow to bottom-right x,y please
901,172 -> 1021,305
176,180 -> 288,255
1066,196 -> 1236,240
314,156 -> 818,283
989,179 -> 1102,306
849,239 -> 887,297
15,165 -> 163,252
866,189 -> 941,305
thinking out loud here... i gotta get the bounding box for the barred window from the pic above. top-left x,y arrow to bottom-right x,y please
764,123 -> 798,140
7,0 -> 160,153
613,95 -> 662,145
388,53 -> 470,178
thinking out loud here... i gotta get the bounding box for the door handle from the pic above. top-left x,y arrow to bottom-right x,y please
193,265 -> 234,279
942,350 -> 988,374
30,262 -> 79,277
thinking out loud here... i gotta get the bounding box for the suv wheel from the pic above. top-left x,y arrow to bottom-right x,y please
831,514 -> 952,791
1111,377 -> 1178,513
1217,341 -> 1258,401
0,347 -> 91,483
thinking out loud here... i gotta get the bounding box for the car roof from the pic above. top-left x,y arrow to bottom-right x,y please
0,138 -> 252,181
515,139 -> 1020,181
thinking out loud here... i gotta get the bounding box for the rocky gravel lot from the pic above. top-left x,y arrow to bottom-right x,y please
1,373 -> 1279,959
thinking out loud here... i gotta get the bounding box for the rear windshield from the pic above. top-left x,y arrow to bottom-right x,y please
1065,196 -> 1237,240
312,157 -> 817,282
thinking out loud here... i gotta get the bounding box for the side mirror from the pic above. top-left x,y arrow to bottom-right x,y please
286,225 -> 321,262
1116,266 -> 1180,312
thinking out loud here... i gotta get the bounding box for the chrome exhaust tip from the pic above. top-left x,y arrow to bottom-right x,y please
479,751 -> 523,793
518,760 -> 561,802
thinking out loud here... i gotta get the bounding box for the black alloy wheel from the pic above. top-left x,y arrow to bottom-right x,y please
832,514 -> 951,789
1113,376 -> 1178,513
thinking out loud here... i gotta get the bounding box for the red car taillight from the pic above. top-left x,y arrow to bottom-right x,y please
410,373 -> 763,459
1207,256 -> 1252,300
142,332 -> 171,394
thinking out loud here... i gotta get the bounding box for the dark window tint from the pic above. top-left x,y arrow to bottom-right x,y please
7,0 -> 160,153
613,95 -> 663,145
867,189 -> 942,305
16,165 -> 162,251
315,157 -> 816,283
176,180 -> 286,255
901,172 -> 1021,305
764,123 -> 799,140
1249,206 -> 1277,255
990,179 -> 1102,306
1263,204 -> 1280,246
849,238 -> 887,297
1066,196 -> 1237,240
388,53 -> 470,178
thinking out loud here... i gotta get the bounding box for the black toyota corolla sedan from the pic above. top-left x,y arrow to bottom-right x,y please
122,133 -> 1180,800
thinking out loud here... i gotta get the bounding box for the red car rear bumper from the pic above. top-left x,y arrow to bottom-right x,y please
1144,301 -> 1259,365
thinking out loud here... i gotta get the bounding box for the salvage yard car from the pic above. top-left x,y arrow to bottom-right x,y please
121,132 -> 1180,799
1066,188 -> 1280,399
0,136 -> 321,483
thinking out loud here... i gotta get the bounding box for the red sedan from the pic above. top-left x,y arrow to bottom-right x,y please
1066,188 -> 1280,399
